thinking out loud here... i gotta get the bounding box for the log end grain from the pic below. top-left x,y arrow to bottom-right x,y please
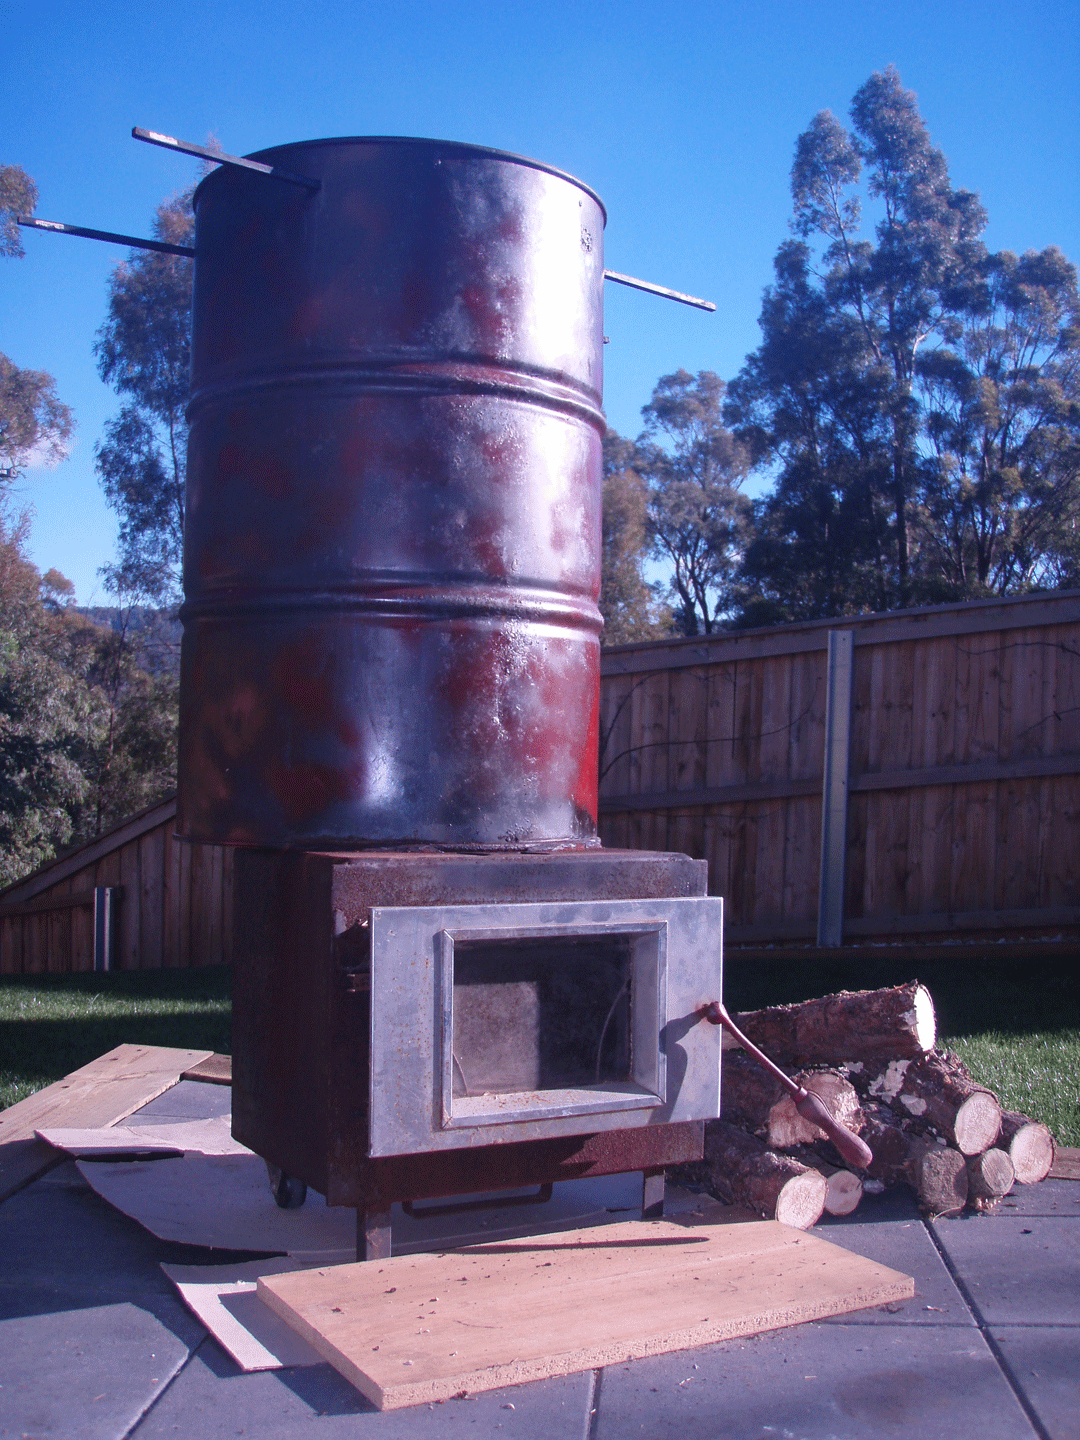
820,1167 -> 863,1217
773,1170 -> 829,1230
967,1148 -> 1015,1205
999,1111 -> 1055,1185
952,1091 -> 1004,1157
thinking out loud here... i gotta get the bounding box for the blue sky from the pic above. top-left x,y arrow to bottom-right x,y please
3,0 -> 1078,603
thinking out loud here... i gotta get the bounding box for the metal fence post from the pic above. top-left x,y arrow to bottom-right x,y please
817,631 -> 854,948
93,886 -> 117,972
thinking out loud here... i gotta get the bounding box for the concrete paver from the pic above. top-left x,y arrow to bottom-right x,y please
0,1302 -> 195,1440
2,1080 -> 1077,1439
130,1338 -> 593,1439
990,1325 -> 1080,1440
817,1191 -> 976,1326
592,1323 -> 1040,1440
931,1211 -> 1080,1326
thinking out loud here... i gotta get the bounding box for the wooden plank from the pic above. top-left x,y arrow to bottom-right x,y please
162,824 -> 179,968
118,838 -> 141,969
182,1053 -> 232,1085
1049,1147 -> 1080,1181
0,886 -> 101,918
207,844 -> 226,965
221,845 -> 235,966
177,835 -> 193,968
0,1043 -> 212,1201
258,1217 -> 913,1411
139,825 -> 166,969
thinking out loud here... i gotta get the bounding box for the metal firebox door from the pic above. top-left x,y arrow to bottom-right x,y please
367,896 -> 723,1157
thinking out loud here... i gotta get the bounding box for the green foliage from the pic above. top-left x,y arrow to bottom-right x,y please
0,513 -> 94,884
600,432 -> 669,645
1,164 -> 74,485
727,66 -> 1079,624
0,352 -> 74,483
0,966 -> 231,1110
0,510 -> 178,886
604,371 -> 750,640
95,190 -> 193,603
0,163 -> 36,258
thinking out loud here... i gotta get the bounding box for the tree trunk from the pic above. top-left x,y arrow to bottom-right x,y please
997,1111 -> 1055,1185
703,1121 -> 827,1229
722,1054 -> 863,1151
854,1050 -> 1001,1156
731,983 -> 935,1069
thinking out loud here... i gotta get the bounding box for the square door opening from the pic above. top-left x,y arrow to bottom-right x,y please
450,934 -> 633,1097
438,922 -> 667,1130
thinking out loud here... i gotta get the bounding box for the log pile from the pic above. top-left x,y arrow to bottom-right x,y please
677,981 -> 1056,1228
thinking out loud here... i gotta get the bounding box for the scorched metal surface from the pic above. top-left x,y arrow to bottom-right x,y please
179,138 -> 607,849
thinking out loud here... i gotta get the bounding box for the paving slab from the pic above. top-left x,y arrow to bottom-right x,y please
129,1335 -> 594,1439
816,1190 -> 974,1326
931,1212 -> 1080,1326
593,1322 -> 1040,1440
126,1079 -> 233,1124
990,1325 -> 1080,1440
991,1177 -> 1080,1218
0,1301 -> 195,1440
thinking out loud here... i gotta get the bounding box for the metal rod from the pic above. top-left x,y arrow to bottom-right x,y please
16,215 -> 195,257
133,127 -> 320,192
603,269 -> 716,312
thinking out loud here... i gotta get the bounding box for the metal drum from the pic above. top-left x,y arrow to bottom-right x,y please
178,138 -> 606,849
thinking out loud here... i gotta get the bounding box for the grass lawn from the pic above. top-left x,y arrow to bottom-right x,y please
1,953 -> 1077,1145
0,966 -> 231,1111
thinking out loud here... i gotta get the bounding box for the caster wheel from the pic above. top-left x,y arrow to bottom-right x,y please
266,1162 -> 308,1209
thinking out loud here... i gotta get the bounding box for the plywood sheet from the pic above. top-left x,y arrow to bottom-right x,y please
0,1044 -> 212,1201
258,1216 -> 914,1411
161,1260 -> 323,1371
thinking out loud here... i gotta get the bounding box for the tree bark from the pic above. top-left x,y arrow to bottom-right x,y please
853,1050 -> 1001,1156
703,1121 -> 827,1229
721,1053 -> 863,1151
997,1111 -> 1055,1185
731,982 -> 936,1069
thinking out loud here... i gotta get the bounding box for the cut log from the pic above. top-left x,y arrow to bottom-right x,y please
730,982 -> 936,1069
854,1050 -> 1001,1156
721,1055 -> 864,1151
703,1121 -> 827,1230
788,1150 -> 863,1216
997,1111 -> 1055,1185
908,1138 -> 969,1217
966,1148 -> 1015,1208
859,1102 -> 968,1215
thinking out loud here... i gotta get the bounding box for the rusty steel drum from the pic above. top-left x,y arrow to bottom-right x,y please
178,138 -> 606,849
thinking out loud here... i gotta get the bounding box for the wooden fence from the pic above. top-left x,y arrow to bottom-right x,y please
599,590 -> 1080,948
3,590 -> 1077,971
0,798 -> 232,975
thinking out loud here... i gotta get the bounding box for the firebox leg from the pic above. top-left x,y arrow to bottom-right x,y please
641,1169 -> 665,1220
356,1208 -> 392,1262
